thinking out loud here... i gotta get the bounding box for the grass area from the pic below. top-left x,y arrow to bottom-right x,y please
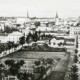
22,44 -> 66,52
3,51 -> 66,59
54,58 -> 69,72
45,71 -> 65,80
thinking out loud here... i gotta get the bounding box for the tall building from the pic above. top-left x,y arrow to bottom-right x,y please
55,12 -> 64,25
70,26 -> 80,36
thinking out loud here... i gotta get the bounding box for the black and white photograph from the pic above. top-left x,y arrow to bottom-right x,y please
0,0 -> 80,80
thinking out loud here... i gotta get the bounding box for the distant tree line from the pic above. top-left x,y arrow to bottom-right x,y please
26,31 -> 53,43
21,43 -> 66,52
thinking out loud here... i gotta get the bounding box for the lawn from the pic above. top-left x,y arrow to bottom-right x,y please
0,51 -> 70,80
3,51 -> 66,59
45,71 -> 65,80
45,53 -> 70,80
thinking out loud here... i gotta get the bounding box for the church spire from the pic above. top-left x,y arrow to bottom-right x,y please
55,11 -> 59,25
27,11 -> 29,18
55,11 -> 58,18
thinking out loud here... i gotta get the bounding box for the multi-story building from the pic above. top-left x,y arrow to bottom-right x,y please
70,26 -> 80,49
7,31 -> 23,43
0,33 -> 8,43
0,31 -> 23,44
70,26 -> 80,36
0,36 -> 8,43
53,36 -> 76,52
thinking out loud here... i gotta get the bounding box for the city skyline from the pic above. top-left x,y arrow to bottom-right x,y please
0,0 -> 80,18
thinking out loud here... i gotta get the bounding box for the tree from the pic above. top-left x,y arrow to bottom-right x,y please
0,44 -> 4,53
5,59 -> 25,76
9,66 -> 19,76
74,55 -> 78,63
14,43 -> 19,49
41,33 -> 45,40
21,72 -> 29,80
42,59 -> 47,66
3,43 -> 8,51
33,31 -> 38,42
26,32 -> 33,43
38,30 -> 41,36
18,60 -> 25,66
75,49 -> 78,54
76,22 -> 80,26
58,42 -> 63,46
10,60 -> 25,76
4,26 -> 19,33
76,44 -> 78,48
34,66 -> 45,74
17,72 -> 24,80
4,26 -> 11,33
0,43 -> 9,54
46,23 -> 49,27
7,41 -> 13,49
17,72 -> 34,80
7,41 -> 14,53
0,63 -> 6,80
34,61 -> 41,66
34,21 -> 40,27
46,58 -> 53,65
0,69 -> 7,80
69,65 -> 78,80
16,24 -> 21,27
10,42 -> 15,52
19,36 -> 25,46
34,66 -> 46,80
49,39 -> 51,44
5,59 -> 15,66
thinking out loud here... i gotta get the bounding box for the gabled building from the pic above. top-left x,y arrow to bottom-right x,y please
7,31 -> 23,43
49,38 -> 64,47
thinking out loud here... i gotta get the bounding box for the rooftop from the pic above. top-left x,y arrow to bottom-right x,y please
8,31 -> 23,36
0,33 -> 8,36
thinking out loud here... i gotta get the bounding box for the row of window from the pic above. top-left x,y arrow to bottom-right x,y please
70,32 -> 80,35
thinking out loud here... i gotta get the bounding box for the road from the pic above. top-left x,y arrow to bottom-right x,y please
77,41 -> 80,80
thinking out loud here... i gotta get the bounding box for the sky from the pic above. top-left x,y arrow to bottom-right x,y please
0,0 -> 80,18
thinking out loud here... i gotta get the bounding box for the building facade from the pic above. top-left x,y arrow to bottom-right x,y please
70,26 -> 80,36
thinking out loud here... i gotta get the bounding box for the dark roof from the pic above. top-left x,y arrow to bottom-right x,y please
0,33 -> 8,36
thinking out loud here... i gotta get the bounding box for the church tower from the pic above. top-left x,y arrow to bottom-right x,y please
55,11 -> 59,25
55,11 -> 58,19
27,11 -> 29,18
